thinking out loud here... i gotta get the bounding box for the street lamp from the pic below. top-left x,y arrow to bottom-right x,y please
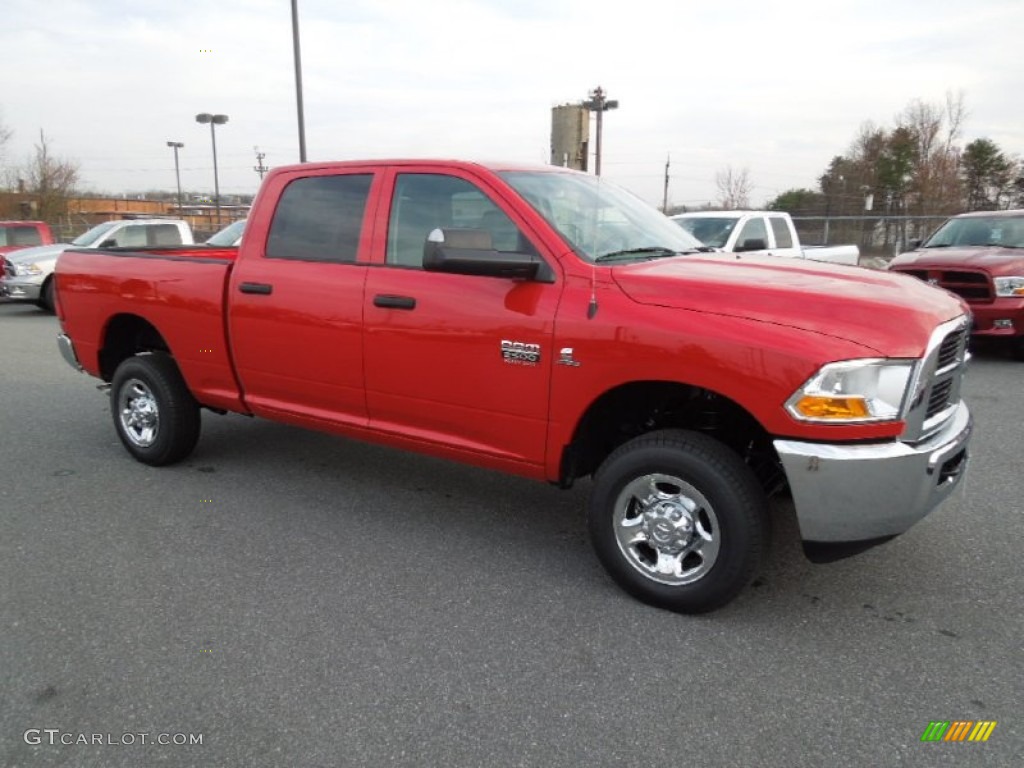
582,86 -> 619,177
195,113 -> 229,227
166,141 -> 184,215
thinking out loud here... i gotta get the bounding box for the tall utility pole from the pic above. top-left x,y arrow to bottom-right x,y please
662,154 -> 671,212
254,147 -> 268,180
582,86 -> 619,176
291,0 -> 308,162
166,141 -> 184,214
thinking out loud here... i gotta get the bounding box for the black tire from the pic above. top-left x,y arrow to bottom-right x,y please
588,429 -> 769,614
38,278 -> 55,313
110,353 -> 201,466
1013,337 -> 1024,362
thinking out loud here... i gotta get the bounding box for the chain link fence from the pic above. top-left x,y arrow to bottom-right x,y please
792,215 -> 951,262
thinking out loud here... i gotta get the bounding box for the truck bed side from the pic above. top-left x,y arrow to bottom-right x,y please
56,246 -> 247,413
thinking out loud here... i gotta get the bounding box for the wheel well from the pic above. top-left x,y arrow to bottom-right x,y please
560,381 -> 785,494
98,314 -> 171,381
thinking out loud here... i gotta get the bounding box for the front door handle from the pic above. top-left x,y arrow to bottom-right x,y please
373,294 -> 416,310
239,282 -> 273,295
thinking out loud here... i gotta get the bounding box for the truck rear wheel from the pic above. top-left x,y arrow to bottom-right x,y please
110,354 -> 201,466
588,429 -> 769,614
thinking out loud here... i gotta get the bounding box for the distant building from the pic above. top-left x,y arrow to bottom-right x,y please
550,104 -> 589,171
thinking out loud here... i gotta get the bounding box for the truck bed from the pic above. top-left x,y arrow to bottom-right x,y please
56,246 -> 245,413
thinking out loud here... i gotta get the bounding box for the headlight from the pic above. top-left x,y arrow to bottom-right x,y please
786,359 -> 917,423
12,262 -> 43,276
993,276 -> 1024,297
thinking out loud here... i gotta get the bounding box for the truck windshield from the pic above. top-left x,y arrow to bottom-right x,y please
499,170 -> 704,262
671,217 -> 739,249
206,219 -> 246,246
71,221 -> 119,247
924,216 -> 1024,248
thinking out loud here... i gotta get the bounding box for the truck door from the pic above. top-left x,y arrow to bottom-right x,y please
362,170 -> 562,467
227,170 -> 377,428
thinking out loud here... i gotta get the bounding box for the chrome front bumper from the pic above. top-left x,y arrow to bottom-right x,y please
0,276 -> 42,301
775,401 -> 971,547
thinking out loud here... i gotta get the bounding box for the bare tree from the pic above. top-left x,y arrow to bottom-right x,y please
0,110 -> 12,182
895,95 -> 964,216
715,166 -> 752,209
24,129 -> 79,222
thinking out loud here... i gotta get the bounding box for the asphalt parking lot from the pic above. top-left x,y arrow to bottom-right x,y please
1,300 -> 1020,767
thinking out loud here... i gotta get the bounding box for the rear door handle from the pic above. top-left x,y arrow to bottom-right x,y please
239,282 -> 273,295
373,294 -> 416,310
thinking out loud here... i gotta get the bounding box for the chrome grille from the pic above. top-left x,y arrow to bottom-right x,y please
926,378 -> 953,419
892,267 -> 993,302
936,324 -> 967,370
902,316 -> 969,443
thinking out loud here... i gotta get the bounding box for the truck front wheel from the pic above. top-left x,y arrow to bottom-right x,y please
110,354 -> 201,466
588,429 -> 769,614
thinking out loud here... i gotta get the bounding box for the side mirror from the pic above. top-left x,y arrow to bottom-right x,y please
423,228 -> 541,280
100,238 -> 118,248
908,239 -> 922,250
735,238 -> 766,252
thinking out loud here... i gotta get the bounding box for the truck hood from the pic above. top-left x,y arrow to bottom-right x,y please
4,243 -> 69,265
612,253 -> 966,357
890,246 -> 1024,276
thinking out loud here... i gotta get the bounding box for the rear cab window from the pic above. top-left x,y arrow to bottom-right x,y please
0,225 -> 44,247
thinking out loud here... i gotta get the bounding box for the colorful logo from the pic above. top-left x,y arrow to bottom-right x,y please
920,720 -> 997,742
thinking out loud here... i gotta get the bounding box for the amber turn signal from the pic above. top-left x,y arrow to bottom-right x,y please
792,395 -> 871,420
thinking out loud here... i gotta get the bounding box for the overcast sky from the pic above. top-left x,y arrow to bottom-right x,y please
2,0 -> 1021,208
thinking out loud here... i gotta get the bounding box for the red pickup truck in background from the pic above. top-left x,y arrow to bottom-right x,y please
889,209 -> 1024,360
55,160 -> 973,613
0,220 -> 54,271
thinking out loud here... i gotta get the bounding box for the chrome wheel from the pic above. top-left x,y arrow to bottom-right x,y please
118,378 -> 160,448
613,473 -> 721,586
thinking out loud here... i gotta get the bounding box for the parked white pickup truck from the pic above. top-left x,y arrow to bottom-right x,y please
671,211 -> 860,265
1,218 -> 193,312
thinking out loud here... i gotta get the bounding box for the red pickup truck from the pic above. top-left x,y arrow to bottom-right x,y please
55,160 -> 973,613
889,209 -> 1024,360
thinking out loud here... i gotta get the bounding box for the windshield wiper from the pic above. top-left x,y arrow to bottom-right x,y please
594,246 -> 680,263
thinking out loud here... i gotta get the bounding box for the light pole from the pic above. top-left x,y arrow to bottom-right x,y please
582,86 -> 618,177
291,0 -> 307,162
195,113 -> 229,227
166,141 -> 184,215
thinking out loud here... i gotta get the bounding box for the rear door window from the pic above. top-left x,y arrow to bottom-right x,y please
266,174 -> 373,263
769,217 -> 793,248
